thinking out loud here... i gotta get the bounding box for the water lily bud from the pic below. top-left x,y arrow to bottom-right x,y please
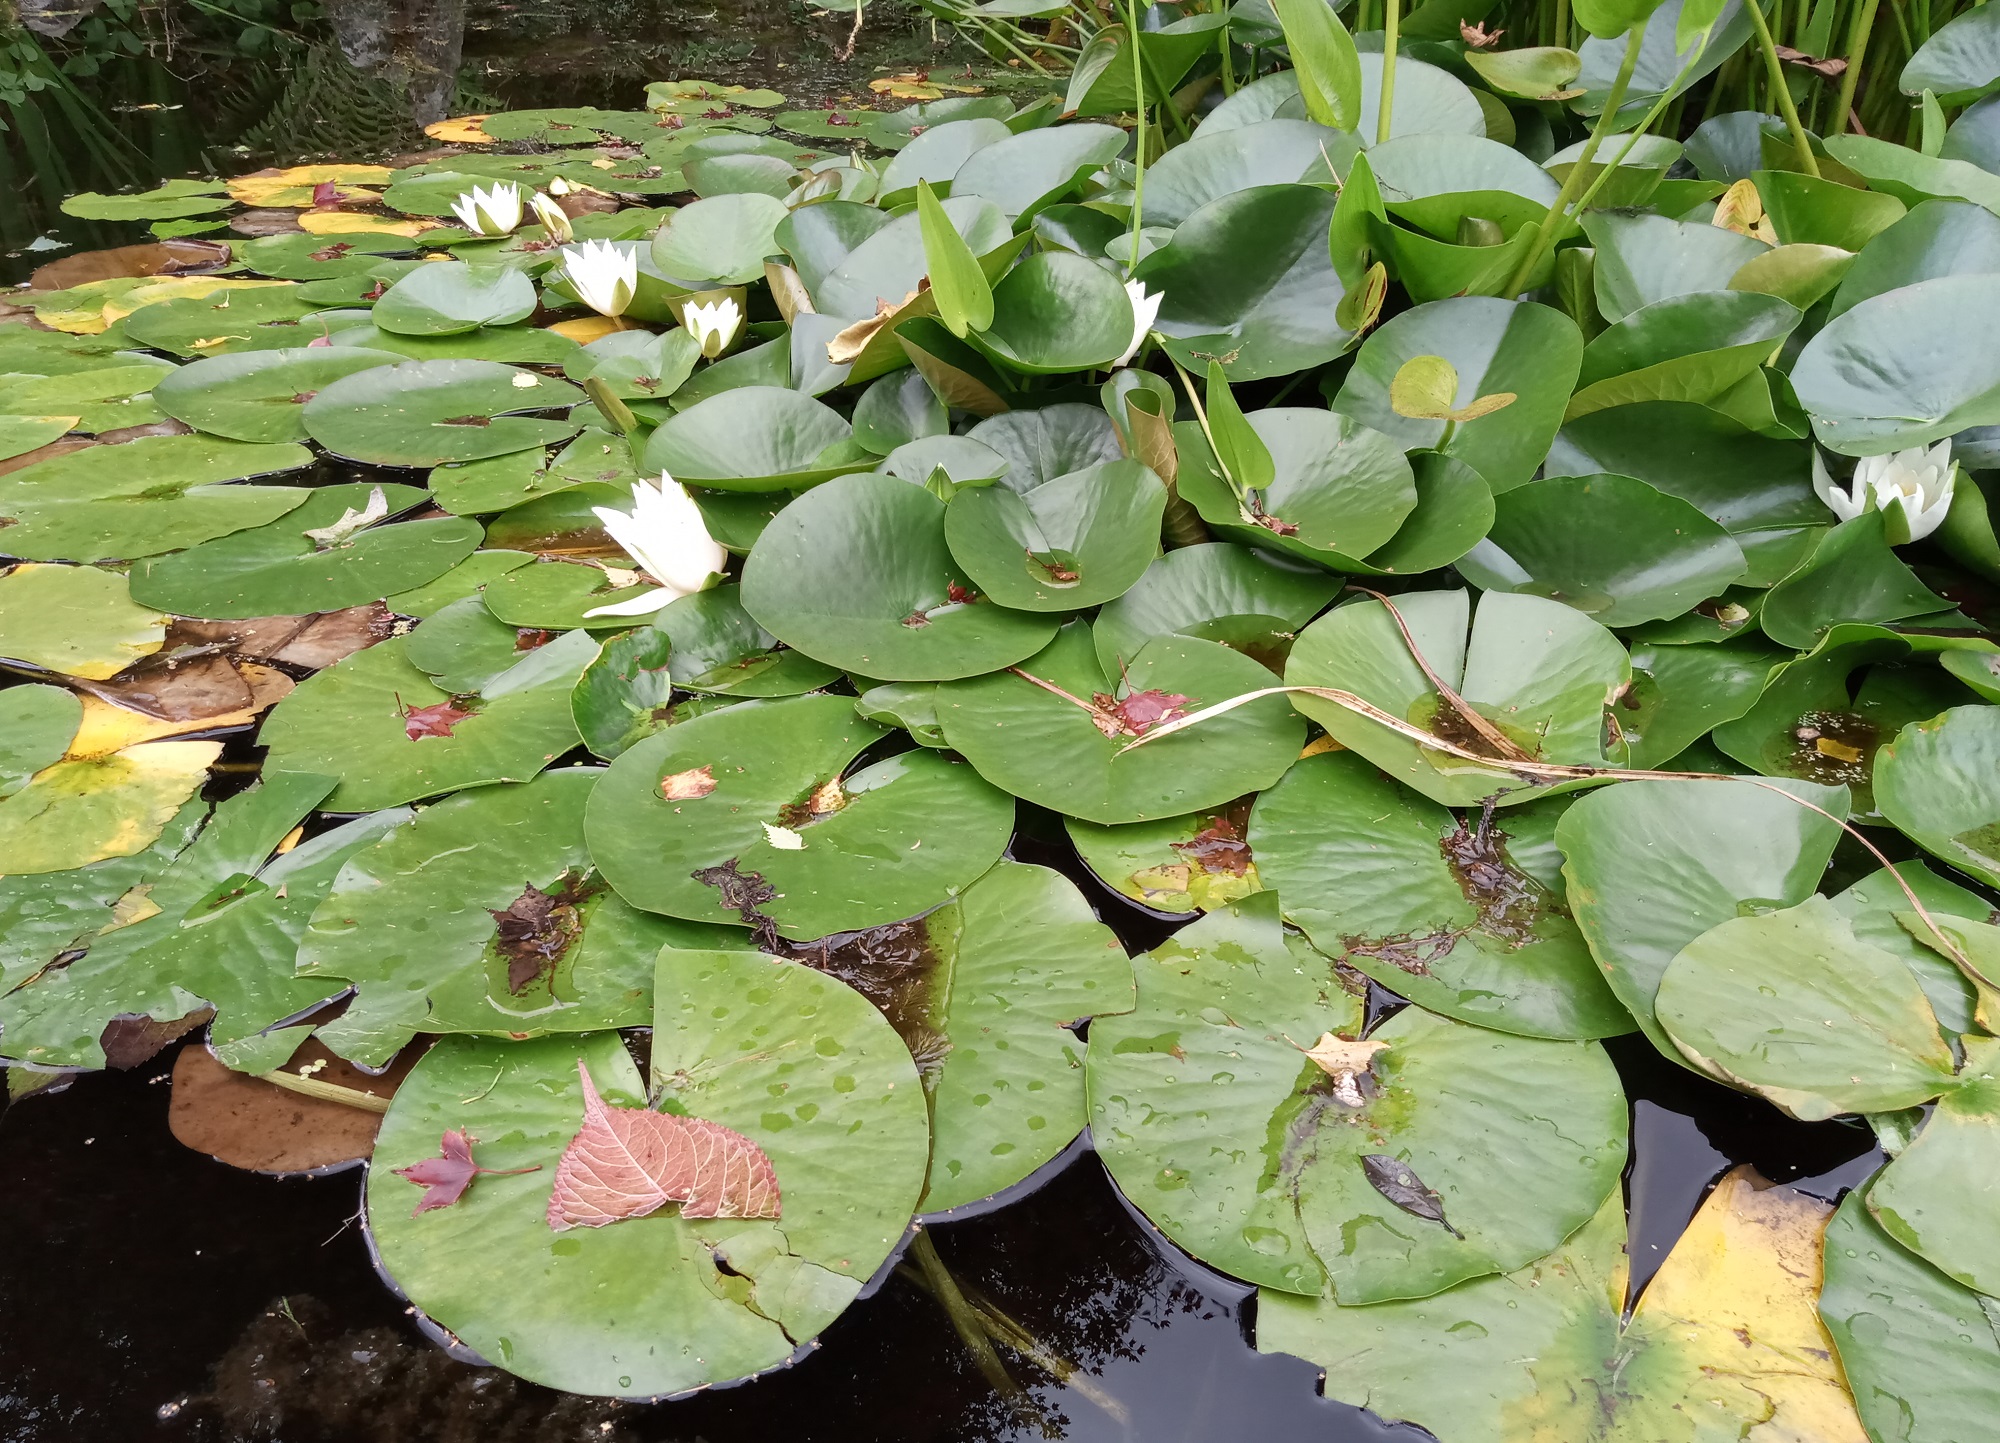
582,474 -> 729,617
1812,441 -> 1955,544
527,191 -> 573,243
449,182 -> 523,237
560,238 -> 638,319
684,295 -> 743,358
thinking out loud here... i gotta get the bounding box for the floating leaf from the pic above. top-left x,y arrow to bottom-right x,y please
396,1129 -> 542,1215
0,563 -> 166,679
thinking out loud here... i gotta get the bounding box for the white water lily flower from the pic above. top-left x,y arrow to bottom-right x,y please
582,474 -> 728,617
1114,279 -> 1164,368
1812,440 -> 1955,543
527,190 -> 573,243
450,182 -> 523,237
684,295 -> 743,358
561,238 -> 638,319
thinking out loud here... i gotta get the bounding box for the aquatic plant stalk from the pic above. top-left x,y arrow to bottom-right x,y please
1747,0 -> 1824,173
1129,0 -> 1150,268
1832,0 -> 1883,130
1501,23 -> 1645,297
255,1067 -> 392,1113
1377,0 -> 1401,143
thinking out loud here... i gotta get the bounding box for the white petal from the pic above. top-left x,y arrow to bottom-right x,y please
583,587 -> 677,617
762,822 -> 806,850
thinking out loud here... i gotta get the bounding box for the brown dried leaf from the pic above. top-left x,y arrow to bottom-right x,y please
1360,1153 -> 1463,1238
402,699 -> 473,739
29,239 -> 231,291
545,1062 -> 781,1230
489,879 -> 590,994
170,1038 -> 422,1174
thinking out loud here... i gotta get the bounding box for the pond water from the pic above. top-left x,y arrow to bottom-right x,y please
0,4 -> 1906,1439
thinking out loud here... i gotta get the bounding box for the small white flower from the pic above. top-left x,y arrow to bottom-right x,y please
1812,440 -> 1955,543
683,295 -> 743,359
582,474 -> 728,617
449,182 -> 523,237
527,191 -> 574,243
560,238 -> 639,319
1114,279 -> 1164,368
761,822 -> 805,850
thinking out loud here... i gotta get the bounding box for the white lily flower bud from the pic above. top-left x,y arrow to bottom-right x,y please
1812,440 -> 1955,544
560,238 -> 639,319
582,474 -> 729,617
1114,279 -> 1164,368
527,191 -> 574,243
449,182 -> 524,237
683,295 -> 743,358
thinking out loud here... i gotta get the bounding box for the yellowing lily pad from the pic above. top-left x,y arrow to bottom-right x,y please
0,564 -> 167,680
0,740 -> 220,876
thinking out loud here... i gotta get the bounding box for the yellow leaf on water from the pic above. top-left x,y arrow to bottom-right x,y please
297,212 -> 442,238
0,739 -> 220,876
425,114 -> 496,143
64,665 -> 294,758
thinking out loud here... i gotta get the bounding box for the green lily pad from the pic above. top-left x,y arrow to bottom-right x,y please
1063,801 -> 1263,914
1283,590 -> 1629,808
1869,1001 -> 2000,1290
480,559 -> 659,631
0,415 -> 81,463
1334,297 -> 1584,494
1566,290 -> 1803,421
1131,183 -> 1351,383
0,563 -> 166,679
1875,704 -> 2000,889
1828,198 -> 2000,320
118,284 -> 329,358
585,693 -> 1013,941
371,262 -> 539,336
950,123 -> 1128,220
934,621 -> 1304,826
1555,776 -> 1849,1061
302,358 -> 584,467
1656,895 -> 1960,1119
0,739 -> 218,877
1251,751 -> 1631,1040
1087,894 -> 1626,1301
239,231 -> 415,280
257,630 -> 594,811
152,346 -> 405,443
61,179 -> 232,221
129,483 -> 482,619
570,624 -> 679,759
1091,542 -> 1340,676
1621,636 -> 1787,768
0,684 -> 81,798
973,251 -> 1132,375
649,584 -> 843,696
386,548 -> 535,618
650,191 -> 791,286
366,996 -> 925,1394
1830,862 -> 1991,1035
941,458 -> 1165,612
1821,1186 -> 2000,1443
740,473 -> 1058,681
640,387 -> 858,492
324,322 -> 583,366
1455,473 -> 1747,627
1263,1170 -> 1859,1441
299,768 -> 743,1067
0,434 -> 314,562
0,361 -> 171,434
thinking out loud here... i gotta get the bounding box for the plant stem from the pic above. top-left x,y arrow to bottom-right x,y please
908,1230 -> 1037,1421
1500,23 -> 1645,297
255,1068 -> 392,1113
1554,0 -> 1571,46
1128,0 -> 1149,267
1377,0 -> 1402,143
1747,0 -> 1824,173
1832,0 -> 1882,131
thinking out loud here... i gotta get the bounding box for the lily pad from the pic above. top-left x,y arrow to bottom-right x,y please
942,458 -> 1165,612
640,387 -> 859,492
1091,542 -> 1340,675
371,262 -> 539,336
0,684 -> 81,797
1875,704 -> 2000,889
1283,589 -> 1629,808
300,769 -> 742,1067
1262,1170 -> 1863,1442
1455,473 -> 1747,626
649,585 -> 842,696
0,563 -> 166,679
1555,776 -> 1849,1060
152,346 -> 405,443
1251,751 -> 1631,1040
118,284 -> 330,358
128,483 -> 481,619
257,630 -> 594,811
0,435 -> 314,562
934,621 -> 1305,826
1063,801 -> 1263,914
740,473 -> 1058,681
585,693 -> 1013,941
366,995 -> 925,1394
1869,1031 -> 2000,1298
1087,894 -> 1626,1301
0,739 -> 219,877
302,359 -> 584,467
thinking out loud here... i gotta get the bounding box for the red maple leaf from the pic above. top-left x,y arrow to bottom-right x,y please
310,180 -> 345,210
546,1062 -> 781,1230
393,1130 -> 540,1216
945,580 -> 976,605
402,699 -> 473,739
1091,688 -> 1194,738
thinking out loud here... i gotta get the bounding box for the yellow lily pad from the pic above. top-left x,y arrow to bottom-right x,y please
64,665 -> 295,758
0,739 -> 220,876
425,115 -> 496,143
226,164 -> 395,208
297,212 -> 443,238
0,564 -> 168,680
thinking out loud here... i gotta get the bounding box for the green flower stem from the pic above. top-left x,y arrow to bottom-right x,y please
1748,0 -> 1823,173
1569,41 -> 1712,214
1377,0 -> 1402,143
1499,23 -> 1645,298
1832,0 -> 1882,131
1128,0 -> 1149,269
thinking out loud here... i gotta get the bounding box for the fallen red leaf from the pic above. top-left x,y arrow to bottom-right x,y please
394,1129 -> 540,1215
310,180 -> 343,209
546,1062 -> 781,1231
402,699 -> 473,739
1091,688 -> 1194,738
